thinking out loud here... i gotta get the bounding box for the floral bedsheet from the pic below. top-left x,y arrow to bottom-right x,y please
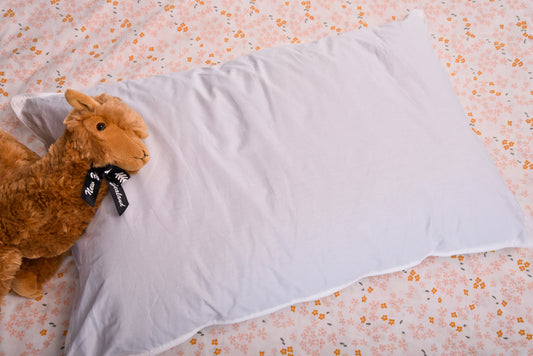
0,0 -> 532,355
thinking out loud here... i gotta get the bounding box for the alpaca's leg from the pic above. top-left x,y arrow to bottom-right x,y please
10,269 -> 42,299
11,252 -> 68,299
0,246 -> 22,312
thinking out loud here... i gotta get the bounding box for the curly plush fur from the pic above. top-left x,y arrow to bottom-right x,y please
0,90 -> 149,309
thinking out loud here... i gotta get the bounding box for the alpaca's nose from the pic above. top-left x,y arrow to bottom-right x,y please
140,150 -> 149,162
134,150 -> 149,162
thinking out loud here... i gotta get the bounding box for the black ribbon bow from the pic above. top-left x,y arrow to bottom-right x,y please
81,165 -> 131,216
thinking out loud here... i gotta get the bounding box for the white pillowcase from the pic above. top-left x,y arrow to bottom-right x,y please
11,10 -> 530,356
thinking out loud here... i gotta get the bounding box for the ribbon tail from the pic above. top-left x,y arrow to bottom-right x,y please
81,168 -> 103,207
107,180 -> 129,216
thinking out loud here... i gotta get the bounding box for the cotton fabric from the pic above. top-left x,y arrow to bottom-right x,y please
11,10 -> 530,356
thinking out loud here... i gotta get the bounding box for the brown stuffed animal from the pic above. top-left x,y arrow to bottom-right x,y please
0,89 -> 149,310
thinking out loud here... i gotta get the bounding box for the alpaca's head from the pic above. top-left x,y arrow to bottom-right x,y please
63,89 -> 149,173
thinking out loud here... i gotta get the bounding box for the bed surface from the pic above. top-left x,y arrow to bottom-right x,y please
1,1 -> 532,355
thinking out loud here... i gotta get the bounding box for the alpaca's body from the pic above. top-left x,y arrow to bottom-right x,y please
0,90 -> 149,307
0,131 -> 107,258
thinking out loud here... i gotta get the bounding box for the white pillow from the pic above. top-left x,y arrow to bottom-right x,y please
10,10 -> 531,356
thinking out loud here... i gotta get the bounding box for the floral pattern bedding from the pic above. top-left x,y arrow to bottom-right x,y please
0,0 -> 532,355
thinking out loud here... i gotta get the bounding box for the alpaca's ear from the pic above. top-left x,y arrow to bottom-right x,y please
65,89 -> 99,112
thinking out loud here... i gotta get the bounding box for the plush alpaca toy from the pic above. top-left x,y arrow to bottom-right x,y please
0,89 -> 149,309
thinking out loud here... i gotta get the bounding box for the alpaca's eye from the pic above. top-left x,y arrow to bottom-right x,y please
96,122 -> 106,131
